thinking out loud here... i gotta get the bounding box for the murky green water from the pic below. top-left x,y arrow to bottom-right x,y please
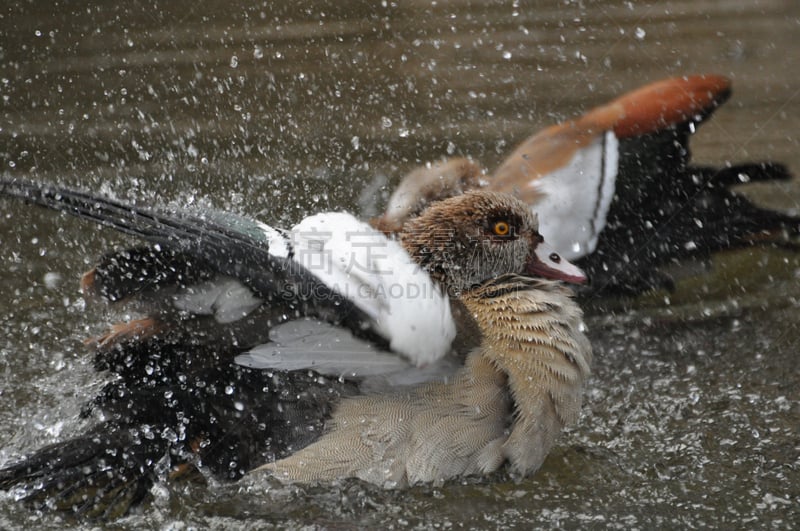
1,1 -> 799,528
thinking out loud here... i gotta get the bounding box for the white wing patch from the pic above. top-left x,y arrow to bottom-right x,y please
171,276 -> 263,324
291,212 -> 456,366
167,212 -> 455,366
532,130 -> 619,260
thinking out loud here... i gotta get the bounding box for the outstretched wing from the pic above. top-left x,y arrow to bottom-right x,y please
0,179 -> 360,321
379,75 -> 799,295
489,74 -> 731,259
0,179 -> 456,366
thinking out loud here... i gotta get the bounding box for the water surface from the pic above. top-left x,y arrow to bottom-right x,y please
1,1 -> 799,528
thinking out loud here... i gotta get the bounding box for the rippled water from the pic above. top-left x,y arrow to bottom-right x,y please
1,1 -> 799,529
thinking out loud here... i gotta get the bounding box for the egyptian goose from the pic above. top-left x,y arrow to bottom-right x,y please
375,75 -> 800,295
0,183 -> 588,517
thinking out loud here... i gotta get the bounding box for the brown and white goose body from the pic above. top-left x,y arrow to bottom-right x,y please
0,184 -> 590,516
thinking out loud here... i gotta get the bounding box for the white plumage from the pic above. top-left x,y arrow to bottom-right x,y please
531,130 -> 619,259
291,212 -> 456,366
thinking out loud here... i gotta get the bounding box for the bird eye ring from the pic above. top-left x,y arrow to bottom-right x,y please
493,221 -> 511,236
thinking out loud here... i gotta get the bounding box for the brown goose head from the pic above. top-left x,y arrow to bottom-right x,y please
399,190 -> 586,295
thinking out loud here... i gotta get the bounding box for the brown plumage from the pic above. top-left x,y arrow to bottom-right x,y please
257,275 -> 591,486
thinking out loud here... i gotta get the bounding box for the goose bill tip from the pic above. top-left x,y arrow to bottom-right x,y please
527,242 -> 587,284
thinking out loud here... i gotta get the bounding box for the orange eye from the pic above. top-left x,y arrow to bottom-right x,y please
493,221 -> 511,236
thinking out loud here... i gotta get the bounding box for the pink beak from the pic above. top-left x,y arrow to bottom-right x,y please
526,241 -> 587,284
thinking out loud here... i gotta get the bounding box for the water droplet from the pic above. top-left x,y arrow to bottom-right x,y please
635,27 -> 646,40
43,272 -> 62,289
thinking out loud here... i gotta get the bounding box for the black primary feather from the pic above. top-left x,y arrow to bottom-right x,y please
578,122 -> 800,297
0,362 -> 357,518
